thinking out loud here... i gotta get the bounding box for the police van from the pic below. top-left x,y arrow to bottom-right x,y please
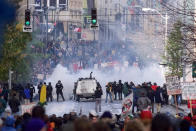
74,77 -> 99,101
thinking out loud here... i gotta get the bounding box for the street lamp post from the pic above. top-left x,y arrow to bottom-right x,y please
8,69 -> 13,90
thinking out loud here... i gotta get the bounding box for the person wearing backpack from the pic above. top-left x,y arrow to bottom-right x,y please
8,93 -> 20,114
105,83 -> 113,103
137,93 -> 151,112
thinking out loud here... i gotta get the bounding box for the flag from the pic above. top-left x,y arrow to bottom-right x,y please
40,84 -> 47,104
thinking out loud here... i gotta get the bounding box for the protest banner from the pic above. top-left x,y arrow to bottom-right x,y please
121,93 -> 133,118
165,75 -> 181,95
182,82 -> 196,100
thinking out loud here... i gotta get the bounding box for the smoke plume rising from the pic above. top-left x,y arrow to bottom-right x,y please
46,64 -> 165,99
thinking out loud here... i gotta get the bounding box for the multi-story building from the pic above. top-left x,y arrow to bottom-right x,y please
97,0 -> 127,41
183,0 -> 196,82
18,0 -> 83,41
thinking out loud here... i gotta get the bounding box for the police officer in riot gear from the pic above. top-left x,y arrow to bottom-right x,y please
47,82 -> 53,102
73,82 -> 77,100
118,80 -> 123,100
55,80 -> 65,102
37,82 -> 42,100
29,84 -> 35,102
112,81 -> 117,100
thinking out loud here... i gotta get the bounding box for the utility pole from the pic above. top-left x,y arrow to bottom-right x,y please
44,0 -> 48,53
33,11 -> 35,32
183,0 -> 186,82
54,9 -> 57,43
67,21 -> 69,49
27,0 -> 29,9
165,12 -> 168,57
93,0 -> 96,41
108,13 -> 109,40
8,69 -> 13,90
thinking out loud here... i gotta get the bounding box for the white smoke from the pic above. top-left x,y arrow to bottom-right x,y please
46,64 -> 165,100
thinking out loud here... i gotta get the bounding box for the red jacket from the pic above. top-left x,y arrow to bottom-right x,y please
151,85 -> 158,91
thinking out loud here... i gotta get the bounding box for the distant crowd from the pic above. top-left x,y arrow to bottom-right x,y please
30,39 -> 138,84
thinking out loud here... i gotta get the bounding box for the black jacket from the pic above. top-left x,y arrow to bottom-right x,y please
155,88 -> 162,103
9,97 -> 20,113
37,84 -> 42,93
47,85 -> 53,95
147,89 -> 155,103
95,89 -> 103,98
117,83 -> 123,92
112,83 -> 117,93
29,86 -> 35,94
56,83 -> 63,92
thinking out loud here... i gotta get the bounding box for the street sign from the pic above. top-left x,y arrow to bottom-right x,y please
165,75 -> 181,95
87,17 -> 91,23
90,24 -> 99,30
182,82 -> 196,100
23,25 -> 32,32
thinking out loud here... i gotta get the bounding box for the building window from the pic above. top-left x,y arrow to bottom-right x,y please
115,4 -> 118,12
59,0 -> 67,10
59,0 -> 66,4
50,0 -> 56,7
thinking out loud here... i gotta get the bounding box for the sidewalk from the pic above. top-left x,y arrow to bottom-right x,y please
170,104 -> 190,114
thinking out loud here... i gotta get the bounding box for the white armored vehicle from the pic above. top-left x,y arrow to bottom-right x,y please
74,77 -> 100,101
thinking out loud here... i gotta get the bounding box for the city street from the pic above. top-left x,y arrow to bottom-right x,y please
0,0 -> 196,130
45,100 -> 188,116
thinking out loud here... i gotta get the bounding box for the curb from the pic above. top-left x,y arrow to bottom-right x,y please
170,104 -> 185,112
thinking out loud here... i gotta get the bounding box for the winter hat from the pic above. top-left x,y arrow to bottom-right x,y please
101,111 -> 112,119
5,115 -> 15,126
26,118 -> 45,131
140,111 -> 152,120
89,110 -> 97,117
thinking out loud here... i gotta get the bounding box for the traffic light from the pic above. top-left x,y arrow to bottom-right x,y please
91,8 -> 97,26
192,61 -> 196,78
25,9 -> 31,26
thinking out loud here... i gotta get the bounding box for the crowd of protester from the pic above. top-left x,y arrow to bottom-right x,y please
104,81 -> 169,114
30,39 -> 138,84
0,104 -> 195,131
0,80 -> 189,131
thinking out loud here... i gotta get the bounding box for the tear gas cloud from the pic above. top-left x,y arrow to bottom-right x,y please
46,64 -> 165,99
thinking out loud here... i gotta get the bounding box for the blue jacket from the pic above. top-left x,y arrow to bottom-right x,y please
189,126 -> 196,131
24,88 -> 31,99
2,116 -> 16,131
1,126 -> 16,131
